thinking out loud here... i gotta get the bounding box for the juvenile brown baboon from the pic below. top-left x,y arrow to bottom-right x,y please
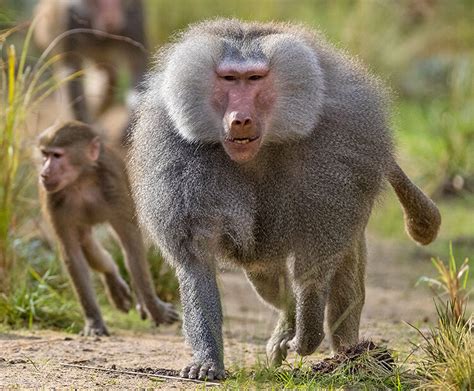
34,0 -> 147,131
38,121 -> 178,336
128,19 -> 441,380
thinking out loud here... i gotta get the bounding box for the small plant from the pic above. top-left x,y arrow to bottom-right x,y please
414,304 -> 473,390
418,243 -> 470,323
414,246 -> 472,389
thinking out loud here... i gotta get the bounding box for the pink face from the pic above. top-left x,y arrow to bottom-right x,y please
90,0 -> 125,33
39,147 -> 81,193
212,61 -> 276,163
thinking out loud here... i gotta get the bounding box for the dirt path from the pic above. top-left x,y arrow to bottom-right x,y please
0,238 -> 438,388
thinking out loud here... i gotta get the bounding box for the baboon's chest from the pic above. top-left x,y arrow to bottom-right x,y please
64,185 -> 109,225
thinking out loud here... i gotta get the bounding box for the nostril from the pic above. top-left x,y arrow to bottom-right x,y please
243,118 -> 252,126
232,119 -> 242,126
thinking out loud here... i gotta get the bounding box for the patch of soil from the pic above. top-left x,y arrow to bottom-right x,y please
311,340 -> 394,374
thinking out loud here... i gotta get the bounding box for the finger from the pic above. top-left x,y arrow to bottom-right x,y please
198,363 -> 212,380
180,365 -> 191,378
215,369 -> 226,380
188,364 -> 200,379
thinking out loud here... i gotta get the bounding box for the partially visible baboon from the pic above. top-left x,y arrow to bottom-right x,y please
34,0 -> 147,135
128,19 -> 441,380
38,121 -> 178,336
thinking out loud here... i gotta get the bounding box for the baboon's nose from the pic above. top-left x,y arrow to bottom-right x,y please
231,117 -> 252,131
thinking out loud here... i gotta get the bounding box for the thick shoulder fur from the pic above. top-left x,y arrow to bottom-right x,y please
128,98 -> 257,264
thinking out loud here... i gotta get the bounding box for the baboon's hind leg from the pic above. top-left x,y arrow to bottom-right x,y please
326,235 -> 366,352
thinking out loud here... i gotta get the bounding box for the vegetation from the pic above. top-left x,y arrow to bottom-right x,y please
224,344 -> 414,389
414,250 -> 472,390
0,23 -> 48,293
415,304 -> 473,390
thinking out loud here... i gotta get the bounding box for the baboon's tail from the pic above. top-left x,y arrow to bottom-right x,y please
386,160 -> 441,245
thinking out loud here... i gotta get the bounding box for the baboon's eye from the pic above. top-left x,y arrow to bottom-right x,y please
248,75 -> 263,81
223,75 -> 237,81
53,152 -> 63,159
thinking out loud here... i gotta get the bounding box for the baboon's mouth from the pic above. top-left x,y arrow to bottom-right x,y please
222,134 -> 262,163
225,135 -> 260,145
41,180 -> 60,192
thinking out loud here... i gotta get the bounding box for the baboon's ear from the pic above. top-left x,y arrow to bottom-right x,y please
87,137 -> 101,162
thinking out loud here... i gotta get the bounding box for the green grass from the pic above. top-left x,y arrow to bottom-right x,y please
413,305 -> 473,390
0,238 -> 82,332
223,346 -> 416,390
0,236 -> 180,333
412,250 -> 472,390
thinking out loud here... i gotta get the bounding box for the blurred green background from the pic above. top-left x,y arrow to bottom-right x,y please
0,0 -> 473,331
4,0 -> 472,196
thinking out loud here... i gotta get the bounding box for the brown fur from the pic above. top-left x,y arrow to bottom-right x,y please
39,121 -> 178,336
387,161 -> 441,245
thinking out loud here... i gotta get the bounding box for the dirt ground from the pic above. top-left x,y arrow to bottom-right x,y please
0,238 -> 439,388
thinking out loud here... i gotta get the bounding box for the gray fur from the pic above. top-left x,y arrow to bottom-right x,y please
128,19 -> 440,380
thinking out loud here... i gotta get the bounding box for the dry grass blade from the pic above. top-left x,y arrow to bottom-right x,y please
61,363 -> 221,386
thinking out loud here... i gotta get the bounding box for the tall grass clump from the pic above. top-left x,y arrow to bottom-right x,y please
415,247 -> 472,389
416,304 -> 473,390
0,22 -> 82,329
0,23 -> 80,293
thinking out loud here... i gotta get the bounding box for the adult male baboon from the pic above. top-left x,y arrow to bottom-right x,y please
128,19 -> 441,380
34,0 -> 147,132
38,121 -> 178,336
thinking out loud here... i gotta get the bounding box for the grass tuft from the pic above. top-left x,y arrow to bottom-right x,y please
418,243 -> 470,323
414,304 -> 473,390
413,246 -> 472,389
224,342 -> 415,389
0,238 -> 81,332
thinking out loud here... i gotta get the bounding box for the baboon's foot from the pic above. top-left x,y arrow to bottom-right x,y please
180,359 -> 225,381
103,273 -> 132,312
266,328 -> 295,367
146,299 -> 180,325
80,318 -> 109,337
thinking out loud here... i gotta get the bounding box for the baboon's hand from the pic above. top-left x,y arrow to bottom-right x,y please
147,299 -> 180,325
180,360 -> 225,381
266,329 -> 294,367
286,330 -> 324,356
80,319 -> 109,337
